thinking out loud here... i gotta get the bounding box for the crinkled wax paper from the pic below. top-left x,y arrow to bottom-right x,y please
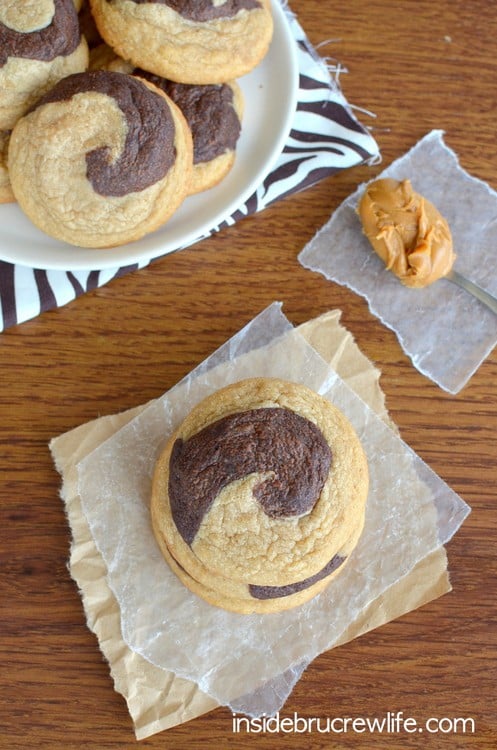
299,130 -> 497,393
77,303 -> 470,716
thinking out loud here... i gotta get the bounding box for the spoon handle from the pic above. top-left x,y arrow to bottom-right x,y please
446,269 -> 497,316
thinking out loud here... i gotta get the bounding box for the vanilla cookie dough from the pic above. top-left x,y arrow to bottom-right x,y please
8,70 -> 193,248
151,377 -> 369,613
358,178 -> 456,288
89,0 -> 273,84
0,0 -> 89,130
0,131 -> 14,204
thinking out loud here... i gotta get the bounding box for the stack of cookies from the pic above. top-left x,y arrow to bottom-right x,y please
151,378 -> 369,614
1,0 -> 274,247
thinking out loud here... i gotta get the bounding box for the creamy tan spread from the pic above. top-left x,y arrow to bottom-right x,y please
358,178 -> 455,288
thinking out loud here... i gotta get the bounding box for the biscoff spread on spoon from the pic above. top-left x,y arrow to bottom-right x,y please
358,178 -> 455,288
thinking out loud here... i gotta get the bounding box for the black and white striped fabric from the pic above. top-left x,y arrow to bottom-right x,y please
0,4 -> 379,332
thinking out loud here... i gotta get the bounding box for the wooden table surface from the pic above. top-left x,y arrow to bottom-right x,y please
1,1 -> 496,748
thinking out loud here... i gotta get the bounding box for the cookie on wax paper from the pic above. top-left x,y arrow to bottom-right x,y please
151,377 -> 369,614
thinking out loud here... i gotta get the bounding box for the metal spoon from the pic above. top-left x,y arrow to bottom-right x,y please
445,269 -> 497,316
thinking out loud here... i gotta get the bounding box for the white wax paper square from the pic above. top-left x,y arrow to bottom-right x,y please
76,303 -> 469,717
299,130 -> 497,393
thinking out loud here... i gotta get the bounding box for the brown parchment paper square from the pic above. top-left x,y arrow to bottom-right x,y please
50,310 -> 451,740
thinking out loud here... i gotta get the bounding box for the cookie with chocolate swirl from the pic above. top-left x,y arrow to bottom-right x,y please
90,45 -> 244,194
8,70 -> 193,248
0,0 -> 89,130
151,378 -> 369,614
89,0 -> 273,84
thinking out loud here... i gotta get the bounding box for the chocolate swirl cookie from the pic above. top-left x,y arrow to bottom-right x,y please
0,0 -> 89,130
89,0 -> 273,84
8,70 -> 193,248
151,378 -> 369,614
128,0 -> 261,23
138,74 -> 243,194
90,46 -> 244,194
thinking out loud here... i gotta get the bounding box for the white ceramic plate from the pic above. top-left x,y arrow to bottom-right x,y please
0,1 -> 298,271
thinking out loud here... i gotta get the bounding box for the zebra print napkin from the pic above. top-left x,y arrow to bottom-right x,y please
0,6 -> 379,332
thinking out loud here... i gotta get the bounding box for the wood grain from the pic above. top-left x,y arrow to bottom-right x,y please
1,1 -> 496,747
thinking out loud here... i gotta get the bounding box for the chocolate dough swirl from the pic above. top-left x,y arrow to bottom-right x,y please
249,553 -> 346,599
0,0 -> 81,67
169,407 -> 333,546
119,0 -> 261,23
135,70 -> 241,164
32,70 -> 176,196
